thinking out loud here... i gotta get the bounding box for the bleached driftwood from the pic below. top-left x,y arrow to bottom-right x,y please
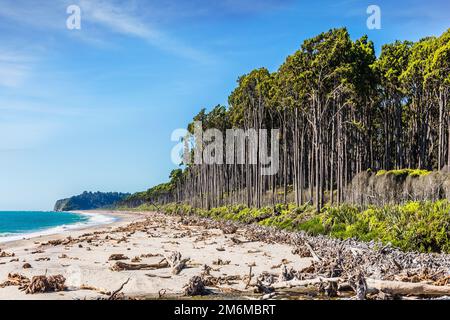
270,276 -> 450,298
272,277 -> 342,289
111,260 -> 169,271
165,252 -> 190,275
366,278 -> 450,297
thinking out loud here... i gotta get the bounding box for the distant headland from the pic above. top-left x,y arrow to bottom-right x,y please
54,191 -> 130,211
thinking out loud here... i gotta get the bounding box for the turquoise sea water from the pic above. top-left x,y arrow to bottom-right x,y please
0,211 -> 116,242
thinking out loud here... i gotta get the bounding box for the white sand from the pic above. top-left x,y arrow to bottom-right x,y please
0,211 -> 311,300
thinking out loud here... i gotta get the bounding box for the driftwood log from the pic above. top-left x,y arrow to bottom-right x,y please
366,279 -> 450,297
111,260 -> 169,271
272,277 -> 343,290
265,276 -> 450,298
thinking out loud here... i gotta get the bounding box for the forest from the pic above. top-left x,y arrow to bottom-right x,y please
124,27 -> 450,215
54,191 -> 130,211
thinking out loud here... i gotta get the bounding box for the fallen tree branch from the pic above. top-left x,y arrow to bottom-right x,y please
245,266 -> 253,289
108,278 -> 130,300
304,242 -> 321,262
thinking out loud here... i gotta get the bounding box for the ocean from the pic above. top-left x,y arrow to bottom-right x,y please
0,211 -> 116,243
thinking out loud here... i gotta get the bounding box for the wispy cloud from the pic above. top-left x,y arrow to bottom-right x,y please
0,0 -> 212,62
79,0 -> 212,62
80,0 -> 159,39
0,49 -> 33,87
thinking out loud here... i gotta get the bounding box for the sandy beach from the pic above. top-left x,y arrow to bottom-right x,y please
0,211 -> 311,300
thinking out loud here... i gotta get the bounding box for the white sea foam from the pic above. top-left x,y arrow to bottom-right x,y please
0,212 -> 118,244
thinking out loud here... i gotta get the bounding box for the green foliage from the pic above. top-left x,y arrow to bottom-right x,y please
119,28 -> 450,255
157,200 -> 450,254
122,28 -> 450,213
376,40 -> 413,91
303,201 -> 450,253
375,169 -> 431,177
55,191 -> 130,211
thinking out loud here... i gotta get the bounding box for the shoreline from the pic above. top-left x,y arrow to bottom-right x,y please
0,210 -> 141,250
0,210 -> 312,300
0,210 -> 127,245
2,210 -> 449,300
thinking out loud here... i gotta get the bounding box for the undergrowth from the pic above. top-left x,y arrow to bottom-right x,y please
129,200 -> 450,254
375,169 -> 431,177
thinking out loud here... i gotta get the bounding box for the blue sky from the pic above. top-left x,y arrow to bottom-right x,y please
0,0 -> 448,210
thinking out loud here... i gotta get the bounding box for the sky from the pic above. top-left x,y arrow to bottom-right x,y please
0,0 -> 449,210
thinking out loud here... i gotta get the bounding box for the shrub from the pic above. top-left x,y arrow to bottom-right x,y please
376,168 -> 431,177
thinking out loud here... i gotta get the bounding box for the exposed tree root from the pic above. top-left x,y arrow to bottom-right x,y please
165,252 -> 190,275
183,276 -> 208,296
0,273 -> 30,289
25,275 -> 66,294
